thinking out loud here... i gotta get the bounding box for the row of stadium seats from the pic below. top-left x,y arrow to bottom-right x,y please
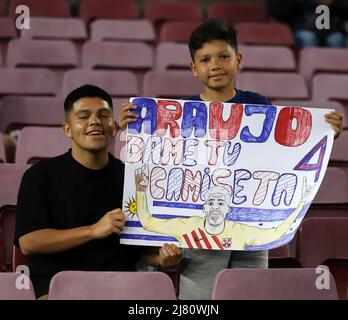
1,39 -> 348,79
0,67 -> 347,101
1,268 -> 347,300
1,0 -> 269,24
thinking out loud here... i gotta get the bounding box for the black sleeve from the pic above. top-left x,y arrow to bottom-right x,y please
14,164 -> 50,247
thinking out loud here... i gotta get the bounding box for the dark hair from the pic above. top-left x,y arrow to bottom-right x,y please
188,19 -> 238,60
64,84 -> 113,114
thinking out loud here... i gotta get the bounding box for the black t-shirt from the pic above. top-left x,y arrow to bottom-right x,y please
187,89 -> 271,105
14,150 -> 140,297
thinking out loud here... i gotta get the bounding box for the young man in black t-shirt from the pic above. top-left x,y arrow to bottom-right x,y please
14,85 -> 183,299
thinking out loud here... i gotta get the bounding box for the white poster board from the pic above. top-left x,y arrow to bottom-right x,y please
120,98 -> 334,251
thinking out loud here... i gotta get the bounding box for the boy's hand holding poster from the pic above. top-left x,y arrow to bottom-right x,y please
120,98 -> 334,251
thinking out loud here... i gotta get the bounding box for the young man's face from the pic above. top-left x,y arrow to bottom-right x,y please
190,39 -> 242,93
203,193 -> 230,227
63,97 -> 116,154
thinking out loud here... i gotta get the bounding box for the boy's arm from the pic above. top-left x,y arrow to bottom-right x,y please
142,244 -> 183,268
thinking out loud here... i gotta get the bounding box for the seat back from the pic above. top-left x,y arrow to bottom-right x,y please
212,268 -> 338,300
48,271 -> 177,300
0,272 -> 35,300
15,126 -> 70,164
79,0 -> 139,23
298,217 -> 348,268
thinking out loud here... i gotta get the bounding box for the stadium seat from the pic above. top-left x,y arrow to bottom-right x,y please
82,41 -> 153,70
298,217 -> 348,267
20,17 -> 87,41
212,268 -> 338,300
90,19 -> 155,42
8,0 -> 71,19
143,70 -> 203,98
48,271 -> 177,300
0,17 -> 17,40
144,2 -> 203,24
312,74 -> 348,104
0,96 -> 64,133
15,126 -> 70,164
6,39 -> 78,68
321,258 -> 348,300
330,131 -> 348,166
155,43 -> 190,70
300,48 -> 348,81
239,45 -> 296,71
0,272 -> 35,300
62,70 -> 139,98
298,217 -> 348,299
312,167 -> 348,205
12,245 -> 28,272
0,163 -> 30,270
0,134 -> 5,162
271,100 -> 348,129
79,0 -> 139,23
237,72 -> 308,100
0,68 -> 56,96
268,244 -> 301,268
159,21 -> 201,43
235,22 -> 294,46
207,2 -> 267,23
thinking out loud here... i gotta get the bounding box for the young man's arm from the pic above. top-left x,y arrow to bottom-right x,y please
142,244 -> 183,268
19,208 -> 125,255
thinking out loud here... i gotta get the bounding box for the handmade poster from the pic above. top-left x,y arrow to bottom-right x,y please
120,98 -> 334,250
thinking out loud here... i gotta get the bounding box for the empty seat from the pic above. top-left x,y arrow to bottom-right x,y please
82,41 -> 153,70
15,126 -> 70,164
312,74 -> 348,103
0,272 -> 35,300
90,19 -> 155,42
0,96 -> 64,133
48,271 -> 177,300
300,48 -> 348,81
298,217 -> 348,268
6,39 -> 78,68
156,43 -> 190,70
271,100 -> 348,129
0,68 -> 56,96
143,70 -> 203,98
212,268 -> 338,300
62,70 -> 139,98
79,0 -> 139,23
0,134 -> 5,162
144,2 -> 203,24
235,22 -> 294,46
159,21 -> 201,43
20,17 -> 87,41
330,131 -> 348,165
313,167 -> 348,205
208,2 -> 267,23
0,17 -> 17,40
298,217 -> 348,299
239,45 -> 296,71
0,163 -> 30,270
237,72 -> 308,100
8,0 -> 70,19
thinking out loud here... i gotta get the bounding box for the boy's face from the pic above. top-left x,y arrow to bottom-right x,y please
63,97 -> 116,154
190,40 -> 242,94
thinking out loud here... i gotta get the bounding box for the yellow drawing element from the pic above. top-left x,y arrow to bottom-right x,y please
124,196 -> 137,218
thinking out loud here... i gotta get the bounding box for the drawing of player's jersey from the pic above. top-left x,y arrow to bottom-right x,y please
182,227 -> 225,250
